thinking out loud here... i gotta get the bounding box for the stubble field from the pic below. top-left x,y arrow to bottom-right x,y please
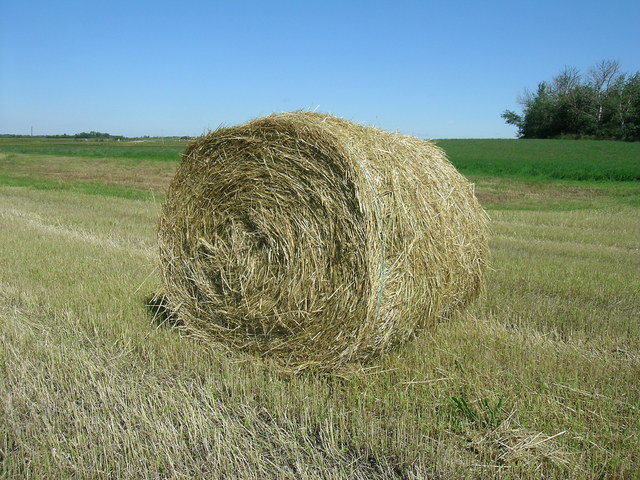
0,137 -> 638,479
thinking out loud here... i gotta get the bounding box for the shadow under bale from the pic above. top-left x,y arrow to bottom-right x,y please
146,293 -> 182,328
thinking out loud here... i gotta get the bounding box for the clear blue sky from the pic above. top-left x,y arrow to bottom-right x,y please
1,0 -> 639,138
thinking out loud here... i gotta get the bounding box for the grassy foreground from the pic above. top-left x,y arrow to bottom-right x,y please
1,139 -> 639,479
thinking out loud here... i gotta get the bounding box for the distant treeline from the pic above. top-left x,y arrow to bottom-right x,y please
0,131 -> 126,140
69,131 -> 126,140
0,131 -> 193,141
502,60 -> 640,141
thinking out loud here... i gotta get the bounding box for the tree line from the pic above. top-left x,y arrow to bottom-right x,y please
502,60 -> 640,141
0,131 -> 125,140
0,132 -> 194,141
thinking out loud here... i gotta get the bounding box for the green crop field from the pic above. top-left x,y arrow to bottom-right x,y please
0,138 -> 638,479
0,137 -> 186,162
439,138 -> 640,181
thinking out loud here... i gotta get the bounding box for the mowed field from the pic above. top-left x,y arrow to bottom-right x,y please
0,137 -> 639,479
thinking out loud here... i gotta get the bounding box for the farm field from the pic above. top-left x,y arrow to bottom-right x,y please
0,138 -> 639,479
438,138 -> 640,181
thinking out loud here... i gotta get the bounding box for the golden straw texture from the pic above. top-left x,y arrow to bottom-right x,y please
158,112 -> 488,369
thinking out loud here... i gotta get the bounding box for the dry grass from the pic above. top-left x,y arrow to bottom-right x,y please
158,112 -> 488,369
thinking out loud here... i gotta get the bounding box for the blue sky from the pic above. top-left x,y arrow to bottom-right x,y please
1,0 -> 639,138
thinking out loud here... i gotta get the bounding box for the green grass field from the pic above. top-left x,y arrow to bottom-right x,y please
1,138 -> 638,479
0,137 -> 185,162
439,138 -> 640,181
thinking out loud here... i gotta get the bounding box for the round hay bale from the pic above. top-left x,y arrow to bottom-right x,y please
158,112 -> 488,368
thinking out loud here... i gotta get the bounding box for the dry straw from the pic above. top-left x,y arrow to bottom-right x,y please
158,112 -> 488,369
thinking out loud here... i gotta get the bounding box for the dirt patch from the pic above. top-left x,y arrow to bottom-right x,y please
475,189 -> 604,205
472,177 -> 606,208
1,154 -> 176,192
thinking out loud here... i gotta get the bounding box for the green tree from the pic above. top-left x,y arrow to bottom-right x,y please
502,60 -> 640,140
500,109 -> 523,137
